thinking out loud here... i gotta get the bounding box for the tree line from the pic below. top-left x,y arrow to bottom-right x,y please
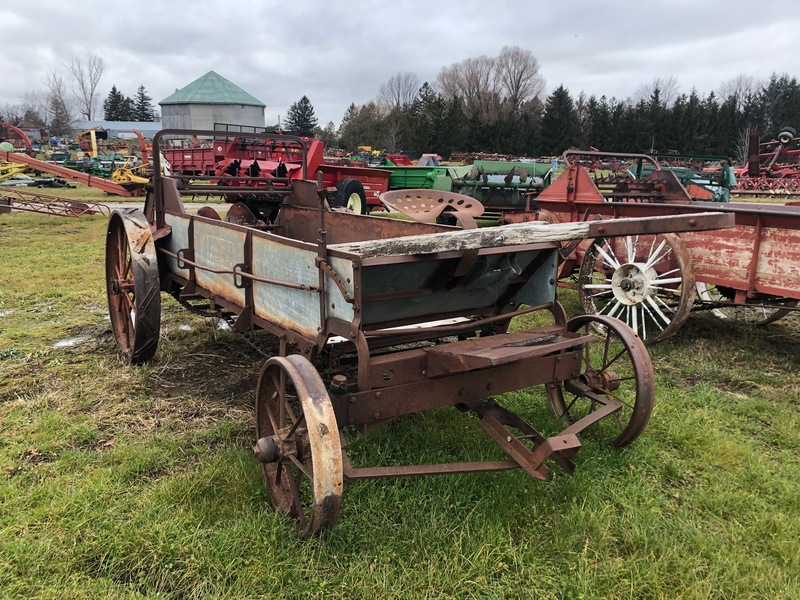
307,50 -> 800,161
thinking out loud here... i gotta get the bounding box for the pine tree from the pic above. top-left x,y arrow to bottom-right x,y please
284,96 -> 318,133
540,85 -> 577,155
103,85 -> 123,120
48,95 -> 72,136
120,96 -> 136,121
134,85 -> 157,121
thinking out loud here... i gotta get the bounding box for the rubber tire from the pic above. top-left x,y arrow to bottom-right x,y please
778,127 -> 797,145
333,178 -> 367,215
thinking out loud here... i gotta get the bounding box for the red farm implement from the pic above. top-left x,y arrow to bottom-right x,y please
506,150 -> 800,342
158,130 -> 390,216
735,127 -> 800,197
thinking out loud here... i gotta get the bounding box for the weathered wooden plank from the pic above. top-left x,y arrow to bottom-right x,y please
329,213 -> 731,259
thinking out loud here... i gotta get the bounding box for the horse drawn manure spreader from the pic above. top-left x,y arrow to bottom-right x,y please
106,138 -> 733,536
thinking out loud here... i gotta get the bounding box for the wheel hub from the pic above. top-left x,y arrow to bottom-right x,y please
253,436 -> 282,463
611,262 -> 658,305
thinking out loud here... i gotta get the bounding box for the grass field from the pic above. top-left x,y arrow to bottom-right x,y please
1,211 -> 799,599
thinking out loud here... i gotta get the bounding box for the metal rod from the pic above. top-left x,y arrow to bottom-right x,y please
158,248 -> 319,291
344,460 -> 520,480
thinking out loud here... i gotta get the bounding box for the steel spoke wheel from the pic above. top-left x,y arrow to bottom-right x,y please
254,355 -> 343,538
105,209 -> 160,364
696,282 -> 797,325
546,315 -> 654,447
578,232 -> 695,342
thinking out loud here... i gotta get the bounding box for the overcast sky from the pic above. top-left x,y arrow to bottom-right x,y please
3,0 -> 800,125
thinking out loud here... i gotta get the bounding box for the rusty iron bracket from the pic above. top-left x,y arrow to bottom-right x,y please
316,258 -> 355,305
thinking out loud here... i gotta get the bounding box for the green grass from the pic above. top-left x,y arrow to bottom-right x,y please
1,212 -> 799,598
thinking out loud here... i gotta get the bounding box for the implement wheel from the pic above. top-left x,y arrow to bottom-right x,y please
578,232 -> 695,342
105,209 -> 161,364
333,178 -> 367,214
546,315 -> 654,447
254,355 -> 343,538
696,283 -> 798,325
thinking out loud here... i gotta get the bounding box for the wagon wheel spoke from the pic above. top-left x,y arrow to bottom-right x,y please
105,210 -> 161,365
697,282 -> 798,326
254,355 -> 343,537
284,464 -> 307,531
546,315 -> 655,447
578,233 -> 695,343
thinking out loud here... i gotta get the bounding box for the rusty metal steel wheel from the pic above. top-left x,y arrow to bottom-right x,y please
578,232 -> 695,342
546,315 -> 655,447
253,355 -> 343,538
695,282 -> 798,325
105,209 -> 160,364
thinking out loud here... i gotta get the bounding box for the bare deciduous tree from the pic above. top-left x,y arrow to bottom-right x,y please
717,74 -> 763,111
0,103 -> 24,125
496,46 -> 545,112
435,47 -> 543,121
20,91 -> 49,126
46,71 -> 73,135
734,123 -> 758,165
378,72 -> 421,110
633,76 -> 680,107
436,54 -> 499,121
382,119 -> 402,153
67,54 -> 105,120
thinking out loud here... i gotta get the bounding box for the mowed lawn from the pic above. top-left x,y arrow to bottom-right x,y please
0,211 -> 798,599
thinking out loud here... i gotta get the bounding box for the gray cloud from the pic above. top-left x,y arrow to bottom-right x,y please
2,1 -> 799,125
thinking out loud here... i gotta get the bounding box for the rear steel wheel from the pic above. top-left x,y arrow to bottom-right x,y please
546,315 -> 654,447
105,209 -> 160,364
254,355 -> 343,538
696,282 -> 797,325
578,232 -> 695,342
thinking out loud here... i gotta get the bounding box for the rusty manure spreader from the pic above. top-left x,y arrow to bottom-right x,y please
105,130 -> 733,536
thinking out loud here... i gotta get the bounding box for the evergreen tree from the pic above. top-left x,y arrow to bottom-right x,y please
410,83 -> 448,153
134,85 -> 157,121
540,85 -> 577,154
120,96 -> 136,121
314,121 -> 339,148
48,95 -> 72,136
103,85 -> 126,120
284,96 -> 318,133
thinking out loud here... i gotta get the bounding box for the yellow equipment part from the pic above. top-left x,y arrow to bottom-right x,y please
0,161 -> 29,182
111,164 -> 150,185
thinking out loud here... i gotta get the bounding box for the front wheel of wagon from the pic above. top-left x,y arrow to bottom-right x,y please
105,209 -> 161,365
546,315 -> 655,447
253,355 -> 343,538
578,232 -> 695,343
